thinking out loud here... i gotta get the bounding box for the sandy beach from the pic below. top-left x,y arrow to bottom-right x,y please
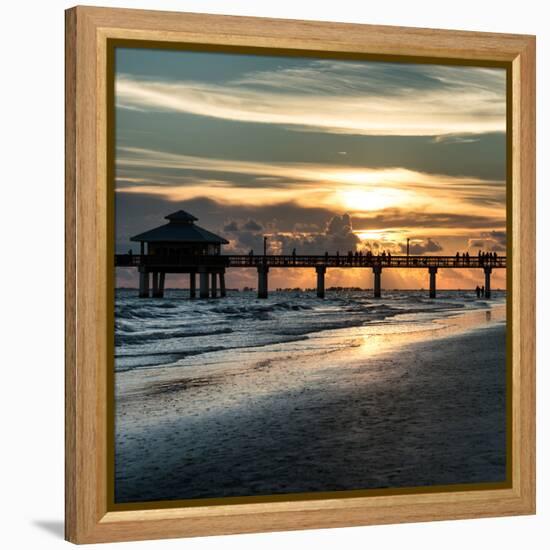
115,298 -> 507,503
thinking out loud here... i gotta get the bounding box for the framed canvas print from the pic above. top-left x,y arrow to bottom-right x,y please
65,6 -> 536,544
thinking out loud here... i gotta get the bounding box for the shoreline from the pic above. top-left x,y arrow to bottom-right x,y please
115,302 -> 506,503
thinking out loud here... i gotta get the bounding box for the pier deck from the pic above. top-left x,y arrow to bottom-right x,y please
116,254 -> 506,270
115,254 -> 506,300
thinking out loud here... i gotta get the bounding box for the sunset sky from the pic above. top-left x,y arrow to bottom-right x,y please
114,48 -> 507,290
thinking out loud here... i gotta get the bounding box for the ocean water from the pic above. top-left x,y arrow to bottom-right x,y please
114,288 -> 508,501
114,289 -> 506,373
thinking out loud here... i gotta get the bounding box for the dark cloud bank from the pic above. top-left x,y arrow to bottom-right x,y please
223,213 -> 361,255
116,193 -> 505,257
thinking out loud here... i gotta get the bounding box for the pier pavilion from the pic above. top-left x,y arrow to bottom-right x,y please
117,211 -> 506,300
129,210 -> 229,298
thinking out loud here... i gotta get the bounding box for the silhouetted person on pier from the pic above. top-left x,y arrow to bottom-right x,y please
481,285 -> 485,297
325,251 -> 329,262
387,251 -> 391,264
476,285 -> 481,298
336,250 -> 340,265
348,250 -> 353,264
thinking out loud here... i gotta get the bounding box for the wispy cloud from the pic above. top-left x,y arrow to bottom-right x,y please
116,61 -> 505,137
116,146 -> 505,218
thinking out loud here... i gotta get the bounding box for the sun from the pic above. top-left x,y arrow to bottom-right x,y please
339,188 -> 409,212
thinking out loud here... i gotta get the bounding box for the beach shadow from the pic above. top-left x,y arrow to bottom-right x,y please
33,520 -> 64,539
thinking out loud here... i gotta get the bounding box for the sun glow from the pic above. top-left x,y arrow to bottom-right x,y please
355,230 -> 388,241
339,188 -> 411,212
329,168 -> 417,186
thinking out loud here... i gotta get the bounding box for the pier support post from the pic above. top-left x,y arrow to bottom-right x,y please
152,271 -> 159,297
199,268 -> 209,299
211,272 -> 218,298
257,265 -> 269,299
316,266 -> 326,298
484,266 -> 492,299
189,272 -> 196,299
138,269 -> 149,298
220,271 -> 226,297
373,266 -> 382,298
158,272 -> 165,298
429,266 -> 438,299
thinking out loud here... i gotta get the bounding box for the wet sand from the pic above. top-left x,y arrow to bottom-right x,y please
115,305 -> 507,503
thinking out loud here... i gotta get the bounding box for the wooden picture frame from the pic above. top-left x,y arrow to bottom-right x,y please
65,5 -> 536,544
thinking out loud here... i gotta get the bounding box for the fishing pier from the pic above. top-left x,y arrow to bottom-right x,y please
115,210 -> 506,300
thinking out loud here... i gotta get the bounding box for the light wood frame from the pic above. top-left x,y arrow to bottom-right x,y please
65,5 -> 536,544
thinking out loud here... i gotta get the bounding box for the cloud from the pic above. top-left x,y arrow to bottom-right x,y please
327,213 -> 353,235
242,219 -> 263,231
399,238 -> 443,255
276,214 -> 362,255
114,192 -> 506,256
352,208 -> 505,231
221,212 -> 360,255
116,146 -> 506,215
222,218 -> 266,252
468,230 -> 506,252
116,61 -> 505,137
433,134 -> 481,144
223,220 -> 239,232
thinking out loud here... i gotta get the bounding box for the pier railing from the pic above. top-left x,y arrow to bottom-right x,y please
115,253 -> 506,269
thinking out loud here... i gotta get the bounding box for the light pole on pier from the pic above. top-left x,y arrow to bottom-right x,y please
263,235 -> 268,257
407,238 -> 410,265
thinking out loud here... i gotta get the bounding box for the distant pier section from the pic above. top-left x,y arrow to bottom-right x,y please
116,210 -> 506,300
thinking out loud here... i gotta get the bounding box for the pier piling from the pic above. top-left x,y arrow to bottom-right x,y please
152,272 -> 161,298
189,272 -> 196,299
316,266 -> 326,298
158,272 -> 165,298
199,269 -> 209,299
429,266 -> 438,299
220,271 -> 226,297
211,272 -> 218,298
138,269 -> 149,298
257,265 -> 269,299
152,272 -> 158,297
373,266 -> 382,298
484,266 -> 492,299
